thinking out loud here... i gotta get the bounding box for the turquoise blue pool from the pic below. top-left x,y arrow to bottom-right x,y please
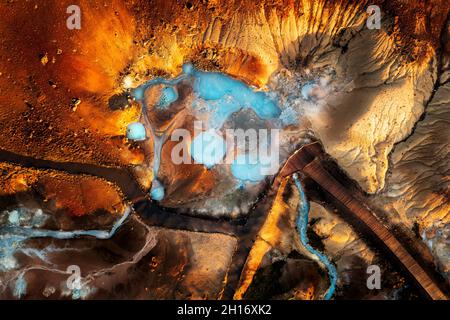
293,173 -> 337,300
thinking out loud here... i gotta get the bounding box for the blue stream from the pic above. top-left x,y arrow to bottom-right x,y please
293,173 -> 337,300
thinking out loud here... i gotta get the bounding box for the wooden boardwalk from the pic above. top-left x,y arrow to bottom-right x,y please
277,142 -> 447,300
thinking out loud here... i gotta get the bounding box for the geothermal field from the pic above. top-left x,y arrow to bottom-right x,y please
0,0 -> 448,301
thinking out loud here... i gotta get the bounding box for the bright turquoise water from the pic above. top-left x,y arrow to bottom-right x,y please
1,208 -> 130,240
190,130 -> 226,169
184,63 -> 281,120
293,173 -> 337,300
301,81 -> 316,100
192,95 -> 241,129
231,154 -> 268,183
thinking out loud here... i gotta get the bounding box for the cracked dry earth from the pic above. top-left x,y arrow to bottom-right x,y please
0,0 -> 448,299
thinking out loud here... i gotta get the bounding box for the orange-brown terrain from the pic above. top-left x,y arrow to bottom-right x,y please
0,0 -> 448,300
